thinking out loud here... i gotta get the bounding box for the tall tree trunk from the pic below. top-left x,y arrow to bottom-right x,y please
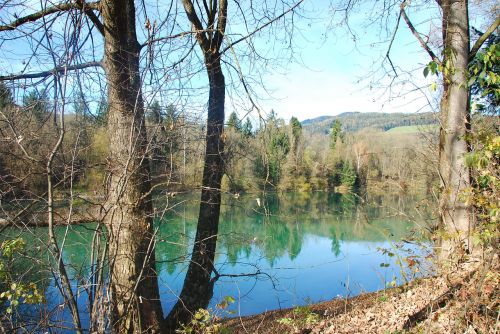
102,1 -> 163,332
438,0 -> 472,259
165,55 -> 225,329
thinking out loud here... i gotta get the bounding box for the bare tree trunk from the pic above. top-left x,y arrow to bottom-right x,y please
163,1 -> 228,330
47,79 -> 82,334
102,1 -> 163,332
165,55 -> 225,329
438,0 -> 472,259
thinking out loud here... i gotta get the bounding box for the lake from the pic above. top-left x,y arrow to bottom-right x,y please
10,192 -> 433,328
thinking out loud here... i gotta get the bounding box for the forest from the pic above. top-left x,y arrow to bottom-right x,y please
0,0 -> 498,333
0,98 -> 441,198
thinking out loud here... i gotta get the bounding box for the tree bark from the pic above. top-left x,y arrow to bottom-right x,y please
164,1 -> 227,330
102,1 -> 163,332
438,0 -> 472,259
165,54 -> 225,329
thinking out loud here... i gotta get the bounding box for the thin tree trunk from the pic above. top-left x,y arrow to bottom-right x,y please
165,55 -> 225,329
438,0 -> 472,259
102,0 -> 163,332
47,81 -> 82,334
183,118 -> 187,183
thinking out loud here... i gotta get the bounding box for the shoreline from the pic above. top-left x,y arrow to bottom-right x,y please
223,258 -> 497,333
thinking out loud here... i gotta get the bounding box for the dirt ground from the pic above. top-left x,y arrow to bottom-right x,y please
224,256 -> 499,334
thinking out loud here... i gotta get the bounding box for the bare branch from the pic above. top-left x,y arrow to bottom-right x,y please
0,60 -> 103,81
385,10 -> 403,76
76,0 -> 104,36
213,0 -> 228,51
221,0 -> 303,54
182,0 -> 210,50
0,1 -> 100,32
140,31 -> 193,49
469,16 -> 500,61
400,2 -> 441,66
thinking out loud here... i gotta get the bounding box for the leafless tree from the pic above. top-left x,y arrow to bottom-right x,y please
332,0 -> 499,259
1,0 -> 304,332
0,0 -> 164,331
164,0 -> 304,329
395,0 -> 499,258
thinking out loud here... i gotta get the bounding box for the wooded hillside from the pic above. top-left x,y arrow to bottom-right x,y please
302,112 -> 438,134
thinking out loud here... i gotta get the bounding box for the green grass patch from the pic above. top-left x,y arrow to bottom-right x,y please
385,124 -> 438,134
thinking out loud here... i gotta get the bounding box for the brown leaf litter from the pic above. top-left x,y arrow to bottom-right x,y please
224,256 -> 498,334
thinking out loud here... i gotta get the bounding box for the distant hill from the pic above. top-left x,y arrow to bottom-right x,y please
302,112 -> 438,135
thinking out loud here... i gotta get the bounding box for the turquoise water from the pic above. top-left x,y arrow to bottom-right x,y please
9,192 -> 433,329
153,192 -> 431,316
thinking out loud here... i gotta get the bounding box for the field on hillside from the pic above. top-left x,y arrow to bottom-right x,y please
302,112 -> 438,135
385,124 -> 438,134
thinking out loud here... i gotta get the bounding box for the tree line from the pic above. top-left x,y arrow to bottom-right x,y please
0,87 -> 439,201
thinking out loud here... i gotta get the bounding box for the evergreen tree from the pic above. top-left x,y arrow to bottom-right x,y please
340,161 -> 357,188
267,109 -> 277,122
329,119 -> 342,150
0,82 -> 13,110
95,97 -> 109,126
242,117 -> 253,138
253,115 -> 291,187
73,93 -> 90,120
165,104 -> 178,128
148,100 -> 164,172
23,89 -> 49,123
149,100 -> 162,124
227,111 -> 241,132
289,116 -> 302,153
72,92 -> 92,152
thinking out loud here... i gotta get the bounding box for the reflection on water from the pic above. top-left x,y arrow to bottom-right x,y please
154,192 -> 432,316
10,192 -> 434,327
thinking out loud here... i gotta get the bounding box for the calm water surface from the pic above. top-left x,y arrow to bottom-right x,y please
16,192 -> 433,327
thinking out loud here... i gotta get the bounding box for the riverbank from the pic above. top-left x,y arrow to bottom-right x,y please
0,206 -> 99,227
224,256 -> 498,333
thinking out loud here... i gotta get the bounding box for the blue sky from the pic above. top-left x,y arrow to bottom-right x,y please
262,0 -> 498,122
1,0 -> 496,122
257,0 -> 440,121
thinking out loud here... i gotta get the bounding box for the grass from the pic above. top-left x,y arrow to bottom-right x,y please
385,124 -> 438,134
